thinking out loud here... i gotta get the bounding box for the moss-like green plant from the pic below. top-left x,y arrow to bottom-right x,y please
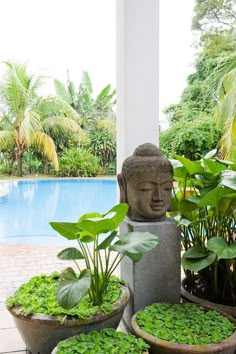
136,303 -> 235,345
55,328 -> 150,354
6,272 -> 122,321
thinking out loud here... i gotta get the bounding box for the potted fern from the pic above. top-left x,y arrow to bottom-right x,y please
6,203 -> 159,354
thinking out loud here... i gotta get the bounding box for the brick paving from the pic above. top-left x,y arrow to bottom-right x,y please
0,242 -> 120,354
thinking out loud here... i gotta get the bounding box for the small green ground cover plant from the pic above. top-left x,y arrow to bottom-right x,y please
136,303 -> 235,345
6,272 -> 122,321
55,328 -> 150,354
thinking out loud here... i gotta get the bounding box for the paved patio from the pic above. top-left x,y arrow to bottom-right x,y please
0,242 -> 120,354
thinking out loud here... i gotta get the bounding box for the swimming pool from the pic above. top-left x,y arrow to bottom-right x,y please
0,178 -> 117,246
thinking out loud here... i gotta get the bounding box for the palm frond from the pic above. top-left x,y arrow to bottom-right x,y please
36,96 -> 81,122
31,131 -> 59,171
82,71 -> 93,94
42,116 -> 82,136
220,116 -> 236,160
20,111 -> 42,144
1,62 -> 29,118
54,79 -> 72,104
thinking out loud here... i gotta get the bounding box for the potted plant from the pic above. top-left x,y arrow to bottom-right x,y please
169,150 -> 236,314
6,203 -> 159,354
51,328 -> 150,353
131,302 -> 236,354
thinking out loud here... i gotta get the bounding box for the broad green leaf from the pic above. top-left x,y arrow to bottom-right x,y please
204,149 -> 217,159
125,252 -> 143,262
57,268 -> 91,310
77,219 -> 114,237
77,231 -> 95,243
170,159 -> 183,169
110,232 -> 159,254
49,222 -> 80,240
173,166 -> 188,180
78,212 -> 103,222
198,186 -> 234,208
208,237 -> 236,260
175,155 -> 204,175
57,247 -> 84,260
103,203 -> 129,230
203,158 -> 226,175
178,200 -> 198,214
96,231 -> 117,250
182,252 -> 216,272
183,246 -> 209,259
220,170 -> 236,190
76,204 -> 128,237
177,219 -> 192,227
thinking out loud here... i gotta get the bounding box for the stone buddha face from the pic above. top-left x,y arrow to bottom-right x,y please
118,143 -> 173,222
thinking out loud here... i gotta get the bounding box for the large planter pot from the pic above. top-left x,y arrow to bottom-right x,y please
8,285 -> 129,354
131,304 -> 236,354
181,278 -> 236,318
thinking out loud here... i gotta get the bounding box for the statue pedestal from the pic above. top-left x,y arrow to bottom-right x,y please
120,217 -> 181,329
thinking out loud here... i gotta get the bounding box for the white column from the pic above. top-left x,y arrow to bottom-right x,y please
116,0 -> 159,172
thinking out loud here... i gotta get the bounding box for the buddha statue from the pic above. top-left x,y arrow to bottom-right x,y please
118,143 -> 173,222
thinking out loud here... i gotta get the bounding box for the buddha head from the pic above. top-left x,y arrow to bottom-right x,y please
117,143 -> 173,222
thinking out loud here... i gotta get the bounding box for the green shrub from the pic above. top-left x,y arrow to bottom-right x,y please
0,156 -> 16,175
89,125 -> 116,174
160,115 -> 222,160
57,148 -> 100,177
22,151 -> 43,175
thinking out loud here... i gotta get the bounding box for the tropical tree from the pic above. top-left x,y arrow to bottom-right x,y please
54,70 -> 117,173
0,62 -> 82,176
161,1 -> 236,159
192,0 -> 236,35
54,70 -> 116,130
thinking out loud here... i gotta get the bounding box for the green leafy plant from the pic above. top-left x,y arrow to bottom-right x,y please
170,150 -> 236,304
57,147 -> 100,177
50,203 -> 159,309
136,303 -> 235,345
55,328 -> 150,354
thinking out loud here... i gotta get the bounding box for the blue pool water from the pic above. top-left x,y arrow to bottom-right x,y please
0,178 -> 117,246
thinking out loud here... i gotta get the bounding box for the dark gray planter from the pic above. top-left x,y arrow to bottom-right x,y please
8,285 -> 129,354
181,278 -> 236,318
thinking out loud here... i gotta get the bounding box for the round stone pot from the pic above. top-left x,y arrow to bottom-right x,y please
181,278 -> 236,318
131,305 -> 236,354
8,285 -> 129,354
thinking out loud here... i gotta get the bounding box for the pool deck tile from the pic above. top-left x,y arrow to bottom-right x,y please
0,242 -> 120,354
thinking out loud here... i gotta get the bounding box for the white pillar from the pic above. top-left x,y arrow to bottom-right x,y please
116,0 -> 159,172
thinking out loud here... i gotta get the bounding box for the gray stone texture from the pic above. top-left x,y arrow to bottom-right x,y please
120,217 -> 181,329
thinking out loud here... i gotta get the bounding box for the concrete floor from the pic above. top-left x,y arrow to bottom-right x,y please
0,242 -> 121,354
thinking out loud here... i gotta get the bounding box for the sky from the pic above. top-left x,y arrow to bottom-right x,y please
0,0 -> 196,126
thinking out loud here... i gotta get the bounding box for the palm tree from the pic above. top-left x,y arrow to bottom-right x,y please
212,53 -> 236,160
0,62 -> 82,176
